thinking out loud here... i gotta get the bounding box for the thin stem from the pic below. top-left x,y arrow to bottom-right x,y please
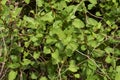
0,30 -> 7,61
76,50 -> 111,80
87,11 -> 103,20
20,70 -> 23,80
0,30 -> 8,78
0,62 -> 5,77
0,67 -> 8,80
57,64 -> 62,80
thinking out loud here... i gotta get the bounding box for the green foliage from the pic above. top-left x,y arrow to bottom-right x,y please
0,0 -> 120,80
24,0 -> 30,4
8,70 -> 18,80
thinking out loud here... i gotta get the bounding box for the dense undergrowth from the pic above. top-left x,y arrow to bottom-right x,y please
0,0 -> 120,80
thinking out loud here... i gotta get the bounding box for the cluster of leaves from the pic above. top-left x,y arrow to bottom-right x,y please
0,0 -> 120,80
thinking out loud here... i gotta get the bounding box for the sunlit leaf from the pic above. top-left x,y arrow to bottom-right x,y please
21,59 -> 32,66
105,47 -> 114,54
72,18 -> 85,28
115,73 -> 120,80
30,36 -> 38,42
43,46 -> 51,54
8,70 -> 17,80
39,76 -> 48,80
68,60 -> 79,72
87,18 -> 98,26
74,74 -> 80,78
33,52 -> 40,59
31,72 -> 37,79
105,55 -> 112,63
89,0 -> 97,4
8,63 -> 20,69
88,60 -> 97,70
1,0 -> 7,5
41,12 -> 54,22
24,0 -> 30,4
36,0 -> 44,7
52,50 -> 61,64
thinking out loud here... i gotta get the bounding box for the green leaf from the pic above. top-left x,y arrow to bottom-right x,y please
43,46 -> 51,54
67,42 -> 78,51
25,41 -> 30,48
52,50 -> 61,64
72,18 -> 85,28
36,33 -> 43,38
81,45 -> 87,51
106,20 -> 112,26
24,0 -> 30,4
55,42 -> 64,51
30,36 -> 38,42
92,49 -> 105,57
50,28 -> 66,40
0,57 -> 4,63
33,52 -> 40,59
11,8 -> 22,18
41,12 -> 54,22
68,60 -> 79,72
112,0 -> 116,3
54,1 -> 67,10
36,0 -> 44,7
46,36 -> 57,44
17,47 -> 24,53
8,70 -> 17,80
10,55 -> 19,62
57,29 -> 66,40
65,41 -> 78,57
59,1 -> 67,10
23,51 -> 29,58
96,34 -> 105,42
88,40 -> 97,47
116,66 -> 120,73
39,76 -> 48,80
87,18 -> 98,26
87,35 -> 95,41
21,59 -> 32,66
115,49 -> 120,56
1,0 -> 7,5
62,35 -> 72,45
53,20 -> 63,28
105,47 -> 114,54
65,0 -> 72,2
31,72 -> 37,79
89,0 -> 97,4
23,16 -> 37,29
65,5 -> 75,14
88,4 -> 95,10
8,63 -> 20,69
74,74 -> 80,78
0,26 -> 4,31
96,12 -> 102,16
86,68 -> 93,76
115,73 -> 120,80
88,60 -> 97,70
105,55 -> 112,63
